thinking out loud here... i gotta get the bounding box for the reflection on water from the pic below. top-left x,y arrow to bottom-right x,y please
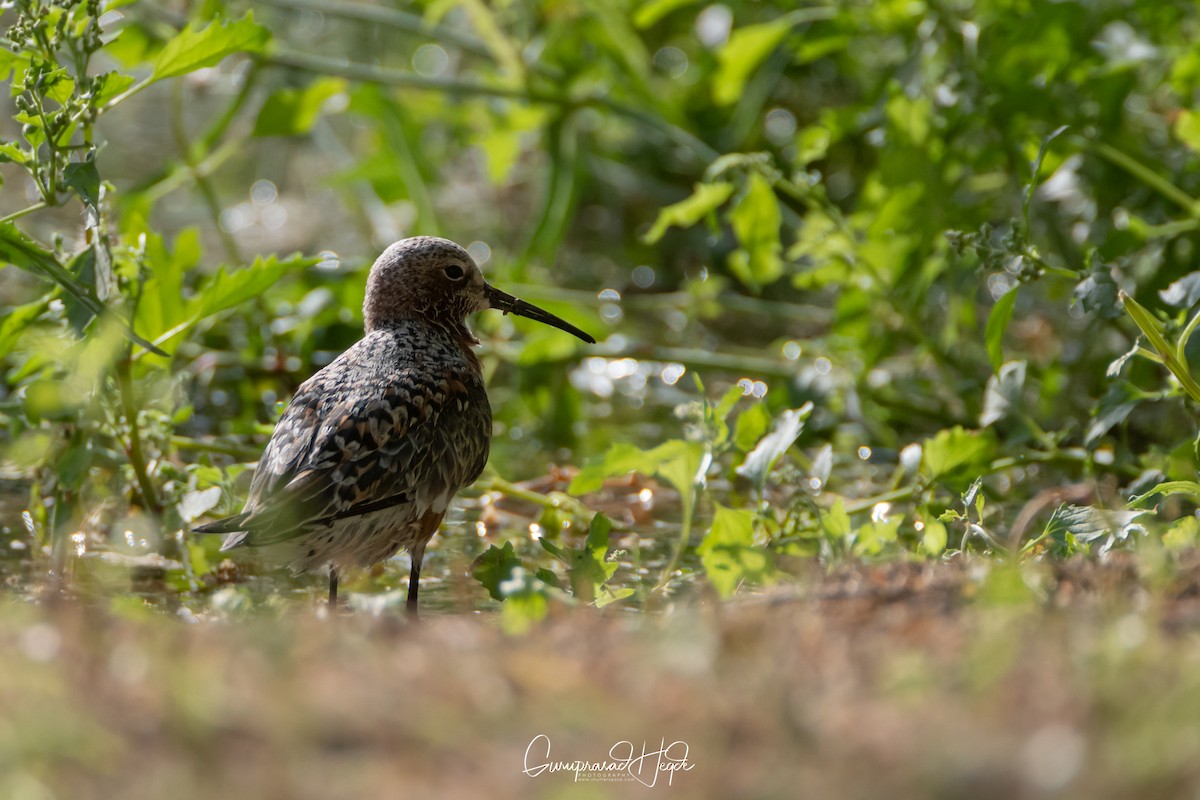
0,480 -> 693,618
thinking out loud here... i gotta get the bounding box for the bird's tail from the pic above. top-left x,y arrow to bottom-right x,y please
193,512 -> 250,535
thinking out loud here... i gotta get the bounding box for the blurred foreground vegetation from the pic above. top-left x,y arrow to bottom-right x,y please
3,0 -> 1200,795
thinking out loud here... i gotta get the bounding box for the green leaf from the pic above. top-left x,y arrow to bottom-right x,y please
189,254 -> 314,319
1043,505 -> 1147,554
728,173 -> 783,291
633,0 -> 699,28
0,300 -> 45,359
569,439 -> 706,502
0,142 -> 29,165
152,12 -> 271,81
552,512 -> 624,605
92,71 -> 137,106
1128,480 -> 1200,507
1085,381 -> 1143,448
820,497 -> 851,543
854,517 -> 900,557
985,286 -> 1018,373
253,78 -> 346,137
733,401 -> 771,452
980,360 -> 1026,427
642,182 -> 734,244
472,541 -> 523,601
736,402 -> 813,489
921,427 -> 996,483
697,504 -> 772,598
62,160 -> 101,208
1122,291 -> 1200,404
713,18 -> 792,106
921,518 -> 948,557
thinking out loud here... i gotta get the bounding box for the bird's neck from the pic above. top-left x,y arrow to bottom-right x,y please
368,314 -> 479,349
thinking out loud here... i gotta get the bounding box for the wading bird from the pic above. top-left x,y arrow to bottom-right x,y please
195,237 -> 595,615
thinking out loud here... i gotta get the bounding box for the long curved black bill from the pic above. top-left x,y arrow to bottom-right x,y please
485,285 -> 596,344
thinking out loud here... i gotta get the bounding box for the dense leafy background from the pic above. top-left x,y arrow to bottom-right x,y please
4,0 -> 1200,795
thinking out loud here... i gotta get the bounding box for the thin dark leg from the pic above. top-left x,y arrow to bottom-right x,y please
328,568 -> 338,609
406,556 -> 421,619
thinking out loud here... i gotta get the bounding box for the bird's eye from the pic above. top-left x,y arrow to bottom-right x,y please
444,264 -> 465,281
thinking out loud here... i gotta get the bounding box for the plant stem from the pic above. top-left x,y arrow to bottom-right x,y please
170,79 -> 241,263
0,203 -> 48,225
116,356 -> 162,514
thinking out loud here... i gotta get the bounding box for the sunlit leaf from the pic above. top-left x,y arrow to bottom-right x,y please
820,497 -> 851,543
642,182 -> 734,244
1158,271 -> 1200,309
921,518 -> 948,557
921,427 -> 996,482
633,0 -> 699,28
152,12 -> 271,81
253,78 -> 346,137
736,402 -> 813,489
1128,480 -> 1200,507
697,504 -> 772,598
1044,504 -> 1147,554
728,173 -> 783,291
713,18 -> 792,106
473,541 -> 524,601
733,401 -> 771,452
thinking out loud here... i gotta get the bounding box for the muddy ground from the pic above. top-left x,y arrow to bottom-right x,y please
4,553 -> 1200,799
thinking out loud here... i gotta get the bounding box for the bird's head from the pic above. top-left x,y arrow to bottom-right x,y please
363,236 -> 595,344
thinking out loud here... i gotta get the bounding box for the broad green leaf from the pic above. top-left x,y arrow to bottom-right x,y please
0,142 -> 28,165
921,518 -> 948,557
1164,516 -> 1200,549
472,541 -> 524,601
736,402 -> 813,489
253,78 -> 346,137
697,504 -> 772,598
92,71 -> 137,106
152,13 -> 271,81
1043,504 -> 1147,554
820,497 -> 851,543
634,0 -> 699,28
642,182 -> 734,243
921,426 -> 996,482
0,300 -> 45,359
733,401 -> 771,452
63,160 -> 101,208
545,512 -> 625,605
189,253 -> 314,320
135,228 -> 201,343
713,18 -> 791,106
1176,109 -> 1200,153
985,286 -> 1018,372
569,439 -> 706,501
854,517 -> 900,556
728,173 -> 783,291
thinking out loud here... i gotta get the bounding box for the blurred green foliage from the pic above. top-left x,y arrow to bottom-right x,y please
1,0 -> 1200,615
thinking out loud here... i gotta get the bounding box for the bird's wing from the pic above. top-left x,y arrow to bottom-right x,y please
229,356 -> 490,547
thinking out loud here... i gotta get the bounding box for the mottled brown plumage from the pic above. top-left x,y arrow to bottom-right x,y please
195,237 -> 594,614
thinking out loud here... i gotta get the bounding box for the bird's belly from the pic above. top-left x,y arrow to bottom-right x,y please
289,506 -> 433,572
